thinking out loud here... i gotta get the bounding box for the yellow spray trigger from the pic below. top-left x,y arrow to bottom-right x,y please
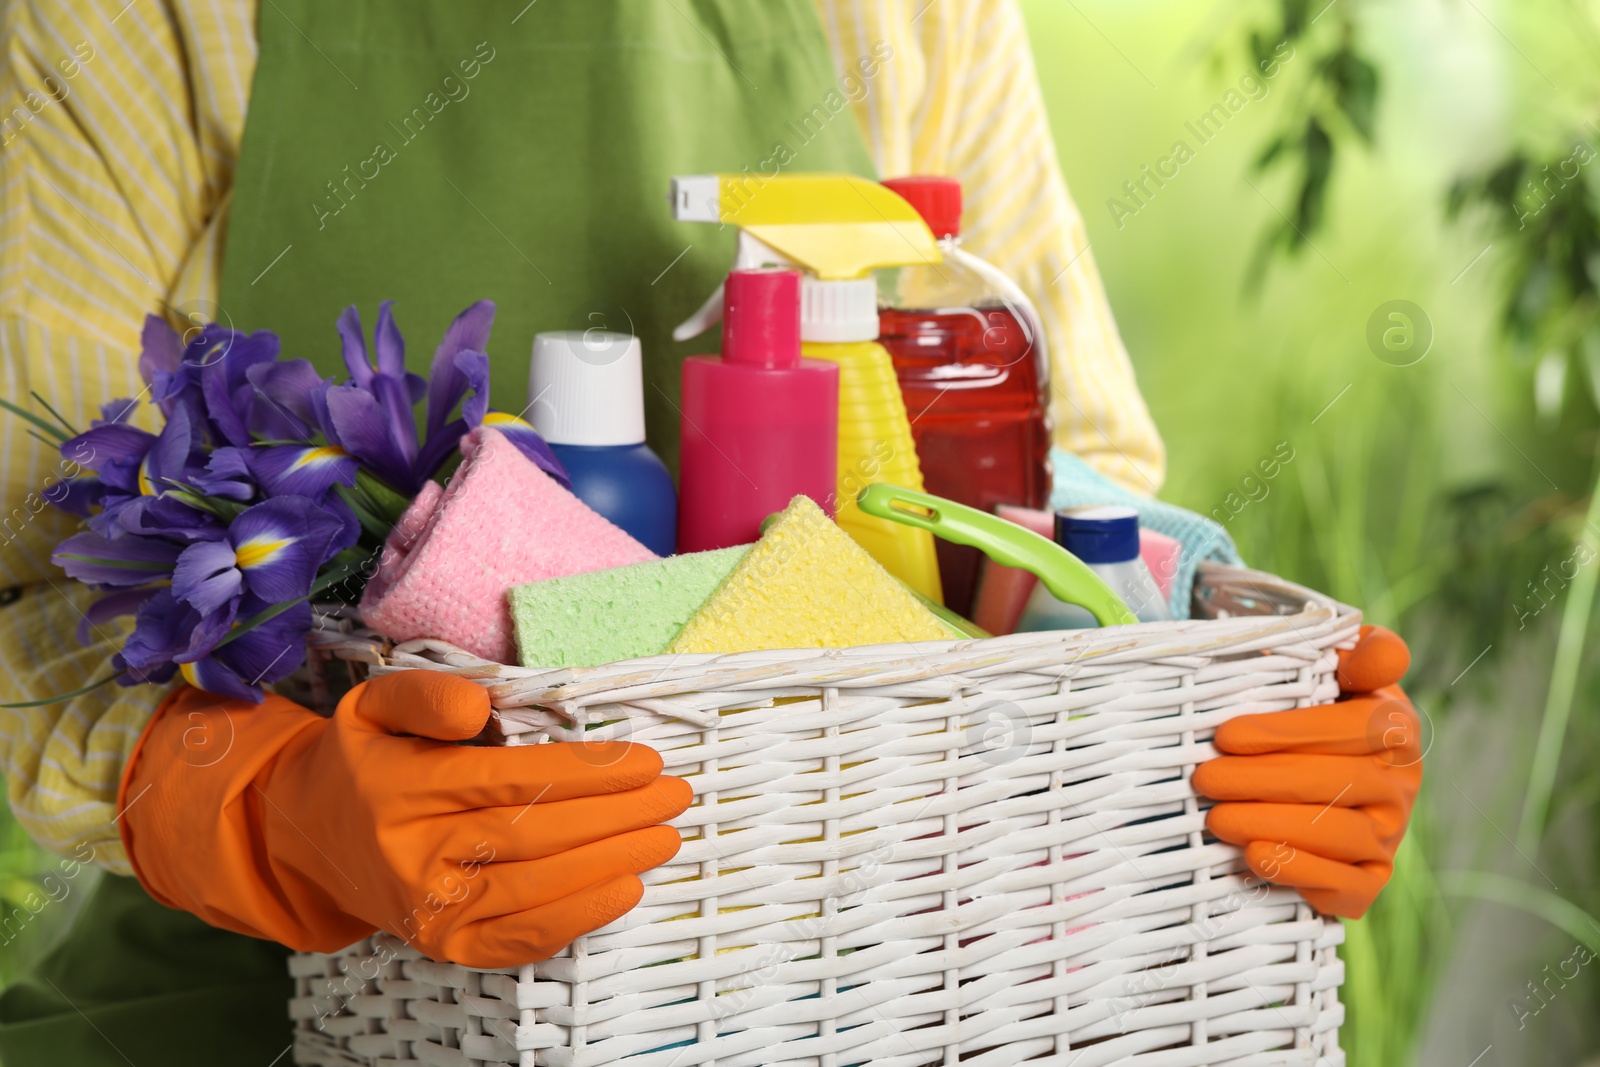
671,173 -> 941,279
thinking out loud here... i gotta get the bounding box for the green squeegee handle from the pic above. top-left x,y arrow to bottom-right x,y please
856,484 -> 1139,627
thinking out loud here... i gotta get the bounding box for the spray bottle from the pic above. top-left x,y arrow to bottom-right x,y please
671,172 -> 945,603
678,268 -> 838,552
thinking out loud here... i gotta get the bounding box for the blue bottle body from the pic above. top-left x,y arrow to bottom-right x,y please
550,442 -> 678,557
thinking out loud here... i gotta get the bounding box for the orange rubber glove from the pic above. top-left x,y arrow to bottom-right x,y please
118,671 -> 691,967
1192,625 -> 1422,919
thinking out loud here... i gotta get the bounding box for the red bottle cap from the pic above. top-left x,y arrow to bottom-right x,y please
882,176 -> 962,239
722,268 -> 801,369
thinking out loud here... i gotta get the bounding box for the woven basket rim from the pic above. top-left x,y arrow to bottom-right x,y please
305,562 -> 1358,726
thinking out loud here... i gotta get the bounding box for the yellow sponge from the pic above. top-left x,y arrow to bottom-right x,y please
667,496 -> 953,654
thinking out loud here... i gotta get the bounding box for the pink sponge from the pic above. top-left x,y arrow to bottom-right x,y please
359,427 -> 656,660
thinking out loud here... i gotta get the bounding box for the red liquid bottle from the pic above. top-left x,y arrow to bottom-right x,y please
879,176 -> 1053,615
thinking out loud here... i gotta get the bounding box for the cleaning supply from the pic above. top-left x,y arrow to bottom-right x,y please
119,672 -> 692,968
529,330 -> 678,556
1015,506 -> 1169,632
511,545 -> 750,668
677,268 -> 838,551
855,484 -> 1135,628
359,426 -> 657,661
971,504 -> 1182,635
993,503 -> 1181,604
878,176 -> 1053,616
670,172 -> 944,601
1051,448 -> 1243,621
668,495 -> 953,655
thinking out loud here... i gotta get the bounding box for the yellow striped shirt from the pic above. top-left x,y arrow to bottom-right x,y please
0,0 -> 1164,874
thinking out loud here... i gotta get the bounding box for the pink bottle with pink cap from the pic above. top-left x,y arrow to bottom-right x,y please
677,268 -> 840,551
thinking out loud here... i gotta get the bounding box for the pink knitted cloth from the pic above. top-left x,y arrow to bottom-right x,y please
359,427 -> 657,661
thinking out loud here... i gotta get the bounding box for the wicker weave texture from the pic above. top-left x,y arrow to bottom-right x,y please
292,566 -> 1356,1067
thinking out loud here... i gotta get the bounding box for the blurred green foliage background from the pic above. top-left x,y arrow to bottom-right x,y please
2,1 -> 1598,1064
1021,0 -> 1600,1063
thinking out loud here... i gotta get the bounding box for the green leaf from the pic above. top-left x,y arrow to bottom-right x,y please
28,392 -> 78,437
1440,871 -> 1600,952
1517,468 -> 1600,852
215,551 -> 370,649
1282,0 -> 1311,38
1580,326 -> 1600,412
0,675 -> 116,710
1296,117 -> 1334,236
335,484 -> 394,542
161,484 -> 249,521
1336,54 -> 1380,143
354,469 -> 413,526
1318,47 -> 1380,144
1254,134 -> 1291,172
0,398 -> 69,443
55,553 -> 172,572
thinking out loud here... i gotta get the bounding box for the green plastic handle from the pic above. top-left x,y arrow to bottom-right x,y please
856,484 -> 1138,627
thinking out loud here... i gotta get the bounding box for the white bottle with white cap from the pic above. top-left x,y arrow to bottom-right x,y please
529,330 -> 677,555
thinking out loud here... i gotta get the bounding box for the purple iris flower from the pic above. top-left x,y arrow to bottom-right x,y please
183,596 -> 317,702
73,587 -> 164,646
426,303 -> 568,487
142,316 -> 281,443
68,402 -> 227,543
44,475 -> 106,518
52,531 -> 184,587
57,492 -> 358,703
318,301 -> 429,493
49,399 -> 139,517
170,496 -> 356,618
117,588 -> 236,680
315,301 -> 568,494
248,443 -> 360,500
215,356 -> 360,501
47,301 -> 571,706
115,591 -> 311,703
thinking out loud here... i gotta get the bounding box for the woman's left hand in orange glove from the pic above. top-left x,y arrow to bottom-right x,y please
1191,625 -> 1422,918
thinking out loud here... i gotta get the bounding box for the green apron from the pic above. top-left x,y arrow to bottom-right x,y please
0,2 -> 872,1064
220,0 -> 874,473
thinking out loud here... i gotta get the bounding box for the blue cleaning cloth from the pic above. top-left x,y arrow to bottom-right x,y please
1049,448 -> 1243,620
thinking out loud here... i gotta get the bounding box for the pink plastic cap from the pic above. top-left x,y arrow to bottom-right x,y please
882,176 -> 962,239
722,268 -> 801,369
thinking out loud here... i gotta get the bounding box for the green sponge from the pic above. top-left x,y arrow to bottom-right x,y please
510,545 -> 751,667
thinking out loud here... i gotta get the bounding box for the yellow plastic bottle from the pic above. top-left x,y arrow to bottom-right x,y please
671,173 -> 945,603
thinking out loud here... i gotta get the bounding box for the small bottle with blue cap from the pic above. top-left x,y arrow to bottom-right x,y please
1016,505 -> 1170,630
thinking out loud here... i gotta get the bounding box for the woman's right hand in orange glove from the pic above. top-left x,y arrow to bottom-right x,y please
118,671 -> 691,967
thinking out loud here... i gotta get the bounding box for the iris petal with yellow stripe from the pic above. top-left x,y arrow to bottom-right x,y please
249,443 -> 358,499
169,497 -> 352,618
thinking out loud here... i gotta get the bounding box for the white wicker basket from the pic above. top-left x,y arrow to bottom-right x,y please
290,562 -> 1356,1067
